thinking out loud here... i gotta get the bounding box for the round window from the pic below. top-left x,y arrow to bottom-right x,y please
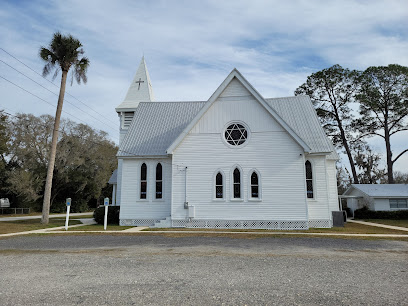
225,123 -> 248,146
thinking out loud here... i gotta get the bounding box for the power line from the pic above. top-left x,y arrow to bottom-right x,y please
0,74 -> 119,142
0,58 -> 119,133
0,47 -> 119,126
1,109 -> 117,148
1,109 -> 177,168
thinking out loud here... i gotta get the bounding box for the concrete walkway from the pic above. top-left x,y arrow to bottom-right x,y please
348,219 -> 408,232
122,226 -> 149,232
0,223 -> 94,237
0,212 -> 92,222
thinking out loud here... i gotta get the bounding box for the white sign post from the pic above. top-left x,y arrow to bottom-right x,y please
104,197 -> 109,230
65,198 -> 71,231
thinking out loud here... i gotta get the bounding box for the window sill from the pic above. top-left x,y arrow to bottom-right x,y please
248,198 -> 262,202
212,198 -> 226,202
230,198 -> 244,202
138,199 -> 149,202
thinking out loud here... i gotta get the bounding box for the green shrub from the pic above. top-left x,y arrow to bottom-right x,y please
70,200 -> 89,213
93,206 -> 120,225
354,206 -> 408,219
51,199 -> 89,213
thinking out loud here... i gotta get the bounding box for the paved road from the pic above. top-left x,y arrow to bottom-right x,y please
0,235 -> 407,305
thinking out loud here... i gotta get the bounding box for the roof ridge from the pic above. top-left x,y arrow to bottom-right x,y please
138,101 -> 206,104
265,95 -> 308,100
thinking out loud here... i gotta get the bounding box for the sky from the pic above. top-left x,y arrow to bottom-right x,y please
1,0 -> 408,172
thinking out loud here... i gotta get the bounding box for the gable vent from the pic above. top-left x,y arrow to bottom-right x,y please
123,112 -> 134,129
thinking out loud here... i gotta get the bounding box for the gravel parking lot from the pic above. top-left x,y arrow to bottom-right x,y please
0,235 -> 407,305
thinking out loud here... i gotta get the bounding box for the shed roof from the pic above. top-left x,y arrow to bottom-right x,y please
108,169 -> 117,184
344,184 -> 408,197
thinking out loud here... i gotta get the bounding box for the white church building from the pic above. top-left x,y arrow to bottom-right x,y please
109,58 -> 339,229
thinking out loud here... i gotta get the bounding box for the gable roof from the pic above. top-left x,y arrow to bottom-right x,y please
265,96 -> 337,155
166,69 -> 312,154
117,69 -> 338,158
344,184 -> 408,197
116,57 -> 154,112
118,101 -> 206,157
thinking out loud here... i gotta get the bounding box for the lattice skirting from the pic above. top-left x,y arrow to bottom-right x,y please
120,218 -> 332,229
171,219 -> 309,230
308,219 -> 332,228
120,219 -> 161,226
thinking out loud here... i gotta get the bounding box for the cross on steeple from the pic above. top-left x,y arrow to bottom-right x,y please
135,78 -> 144,90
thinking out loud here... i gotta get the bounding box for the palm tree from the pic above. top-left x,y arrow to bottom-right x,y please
39,32 -> 89,224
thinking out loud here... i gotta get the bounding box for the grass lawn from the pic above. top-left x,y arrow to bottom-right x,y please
68,224 -> 133,231
359,219 -> 408,228
0,219 -> 82,235
145,222 -> 408,235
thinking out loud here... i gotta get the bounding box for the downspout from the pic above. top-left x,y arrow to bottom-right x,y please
184,167 -> 188,209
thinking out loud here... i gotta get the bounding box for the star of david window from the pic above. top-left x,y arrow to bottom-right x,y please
224,123 -> 248,146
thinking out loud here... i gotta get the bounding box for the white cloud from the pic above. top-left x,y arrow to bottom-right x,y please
1,0 -> 408,171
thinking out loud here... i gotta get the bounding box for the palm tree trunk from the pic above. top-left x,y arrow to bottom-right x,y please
41,71 -> 68,224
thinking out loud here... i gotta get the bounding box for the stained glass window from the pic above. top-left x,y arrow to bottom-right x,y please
215,172 -> 223,199
233,168 -> 241,198
156,163 -> 162,199
225,123 -> 247,146
140,163 -> 147,199
251,172 -> 259,198
305,161 -> 313,198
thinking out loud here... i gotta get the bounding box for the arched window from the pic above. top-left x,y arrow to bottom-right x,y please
215,172 -> 223,199
140,163 -> 147,199
233,168 -> 241,198
305,161 -> 313,198
250,172 -> 259,198
156,163 -> 162,199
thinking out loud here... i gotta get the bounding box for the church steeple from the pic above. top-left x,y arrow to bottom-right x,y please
116,57 -> 154,112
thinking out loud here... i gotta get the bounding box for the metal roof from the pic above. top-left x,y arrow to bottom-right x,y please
345,184 -> 408,197
118,97 -> 337,157
108,169 -> 117,184
118,101 -> 206,157
265,96 -> 337,155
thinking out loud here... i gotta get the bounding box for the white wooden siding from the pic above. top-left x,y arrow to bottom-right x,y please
172,132 -> 308,220
190,96 -> 284,134
374,199 -> 391,211
326,159 -> 339,213
119,158 -> 171,220
116,159 -> 123,205
219,78 -> 252,98
305,155 -> 331,220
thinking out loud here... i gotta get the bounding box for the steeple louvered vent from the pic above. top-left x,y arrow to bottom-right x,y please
123,112 -> 134,129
